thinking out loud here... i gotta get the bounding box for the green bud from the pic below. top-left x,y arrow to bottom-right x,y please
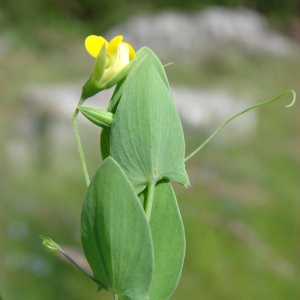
78,105 -> 114,128
40,235 -> 60,253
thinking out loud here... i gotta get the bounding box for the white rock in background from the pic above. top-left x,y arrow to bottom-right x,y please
106,7 -> 298,60
195,7 -> 295,56
172,87 -> 256,139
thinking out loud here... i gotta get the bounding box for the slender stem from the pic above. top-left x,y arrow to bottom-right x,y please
185,89 -> 296,162
144,181 -> 155,221
40,235 -> 104,288
60,250 -> 101,286
72,97 -> 90,186
114,295 -> 119,300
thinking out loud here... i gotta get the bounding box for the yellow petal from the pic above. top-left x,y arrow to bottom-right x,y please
85,35 -> 108,58
107,35 -> 123,58
122,42 -> 136,60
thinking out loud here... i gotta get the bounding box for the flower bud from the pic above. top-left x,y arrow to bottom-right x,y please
40,235 -> 60,253
78,105 -> 114,128
81,35 -> 136,101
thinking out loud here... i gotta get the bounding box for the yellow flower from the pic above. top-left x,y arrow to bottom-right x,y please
85,35 -> 136,86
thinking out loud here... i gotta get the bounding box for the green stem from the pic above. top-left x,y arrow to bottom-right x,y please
40,235 -> 103,288
144,181 -> 155,221
184,89 -> 296,162
60,249 -> 101,286
114,295 -> 119,300
72,97 -> 90,186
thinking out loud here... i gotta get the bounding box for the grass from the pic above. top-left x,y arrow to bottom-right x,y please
1,22 -> 299,299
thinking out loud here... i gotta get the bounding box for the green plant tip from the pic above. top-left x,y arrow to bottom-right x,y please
39,235 -> 60,253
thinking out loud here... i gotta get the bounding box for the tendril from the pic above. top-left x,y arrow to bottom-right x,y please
185,89 -> 296,162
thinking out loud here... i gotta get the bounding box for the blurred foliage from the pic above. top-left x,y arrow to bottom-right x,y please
0,0 -> 299,36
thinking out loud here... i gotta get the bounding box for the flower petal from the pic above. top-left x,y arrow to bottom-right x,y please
107,35 -> 123,56
85,35 -> 108,58
122,42 -> 136,60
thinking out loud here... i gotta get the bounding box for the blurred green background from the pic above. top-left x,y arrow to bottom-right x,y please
1,0 -> 300,299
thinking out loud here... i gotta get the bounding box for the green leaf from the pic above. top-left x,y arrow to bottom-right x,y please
100,128 -> 111,160
100,50 -> 149,160
107,77 -> 127,113
81,157 -> 153,299
140,181 -> 185,300
100,78 -> 127,160
100,48 -> 163,160
151,54 -> 171,92
110,47 -> 189,193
